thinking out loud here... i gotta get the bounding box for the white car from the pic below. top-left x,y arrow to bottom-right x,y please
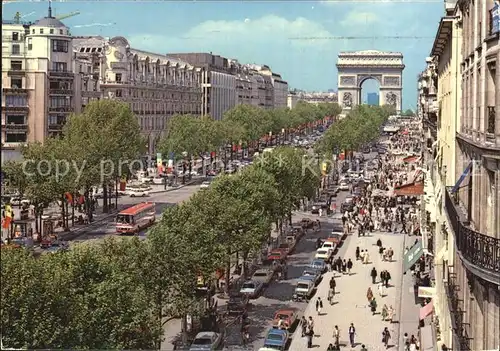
315,248 -> 333,261
321,241 -> 336,251
200,181 -> 211,189
128,189 -> 150,197
339,181 -> 350,191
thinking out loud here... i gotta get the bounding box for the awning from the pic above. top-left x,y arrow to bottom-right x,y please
419,325 -> 435,351
394,182 -> 425,196
403,155 -> 420,163
451,161 -> 473,193
403,240 -> 424,272
419,300 -> 434,320
435,245 -> 449,262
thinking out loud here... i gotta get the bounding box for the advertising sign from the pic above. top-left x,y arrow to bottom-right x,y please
418,286 -> 436,299
403,240 -> 424,272
493,1 -> 500,34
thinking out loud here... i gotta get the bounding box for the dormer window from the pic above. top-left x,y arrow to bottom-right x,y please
60,29 -> 63,35
40,29 -> 44,34
50,29 -> 54,34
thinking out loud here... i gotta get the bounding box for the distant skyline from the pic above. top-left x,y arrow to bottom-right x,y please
2,0 -> 444,109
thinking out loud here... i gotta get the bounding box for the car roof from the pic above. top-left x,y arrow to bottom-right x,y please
268,328 -> 287,336
312,259 -> 324,264
195,331 -> 217,338
275,309 -> 295,315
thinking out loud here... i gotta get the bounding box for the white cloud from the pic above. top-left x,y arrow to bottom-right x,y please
340,11 -> 379,26
128,15 -> 335,53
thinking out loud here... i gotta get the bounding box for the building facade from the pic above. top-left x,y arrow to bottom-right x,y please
287,92 -> 300,109
1,13 -> 79,161
73,36 -> 203,153
425,0 -> 500,350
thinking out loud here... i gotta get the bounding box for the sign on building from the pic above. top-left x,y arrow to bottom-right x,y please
403,240 -> 424,272
493,1 -> 500,34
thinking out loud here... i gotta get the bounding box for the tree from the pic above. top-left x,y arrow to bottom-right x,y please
63,100 -> 145,214
1,160 -> 29,206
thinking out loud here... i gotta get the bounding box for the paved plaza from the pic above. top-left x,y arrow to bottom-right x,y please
289,231 -> 414,351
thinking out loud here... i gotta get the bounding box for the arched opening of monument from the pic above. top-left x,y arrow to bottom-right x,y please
360,78 -> 380,106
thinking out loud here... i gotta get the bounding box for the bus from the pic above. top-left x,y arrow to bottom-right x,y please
116,202 -> 156,235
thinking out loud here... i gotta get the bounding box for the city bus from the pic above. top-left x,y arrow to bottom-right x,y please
115,202 -> 156,235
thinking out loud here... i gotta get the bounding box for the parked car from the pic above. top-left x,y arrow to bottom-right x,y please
315,248 -> 333,261
267,249 -> 286,262
251,268 -> 275,286
200,181 -> 211,189
301,268 -> 322,285
300,218 -> 314,229
263,328 -> 289,351
240,279 -> 263,299
310,259 -> 327,273
189,331 -> 222,351
339,181 -> 349,191
272,309 -> 298,330
294,278 -> 315,300
328,231 -> 344,245
320,241 -> 336,252
128,189 -> 150,197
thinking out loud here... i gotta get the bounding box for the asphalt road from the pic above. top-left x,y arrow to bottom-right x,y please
70,184 -> 201,243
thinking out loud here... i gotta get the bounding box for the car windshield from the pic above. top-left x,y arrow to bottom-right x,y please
267,333 -> 284,341
297,283 -> 310,289
312,260 -> 323,266
317,250 -> 327,255
192,337 -> 212,345
253,271 -> 267,277
270,251 -> 281,256
322,242 -> 333,247
276,314 -> 289,320
242,282 -> 255,289
303,270 -> 316,276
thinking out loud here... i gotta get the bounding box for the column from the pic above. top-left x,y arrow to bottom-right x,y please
496,52 -> 500,146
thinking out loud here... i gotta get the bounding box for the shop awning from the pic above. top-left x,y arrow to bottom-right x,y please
403,155 -> 420,163
419,300 -> 434,320
451,161 -> 473,193
418,286 -> 436,299
403,240 -> 424,272
394,182 -> 424,196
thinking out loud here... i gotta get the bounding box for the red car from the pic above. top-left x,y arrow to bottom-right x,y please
273,309 -> 298,330
267,249 -> 286,261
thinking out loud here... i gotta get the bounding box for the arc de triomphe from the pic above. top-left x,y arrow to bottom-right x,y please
336,50 -> 405,113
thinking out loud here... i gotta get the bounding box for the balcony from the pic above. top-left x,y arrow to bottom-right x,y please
3,88 -> 28,95
48,70 -> 74,78
48,106 -> 74,113
444,187 -> 500,281
7,69 -> 25,76
48,123 -> 65,131
446,268 -> 472,351
3,105 -> 29,111
50,89 -> 74,95
3,123 -> 28,130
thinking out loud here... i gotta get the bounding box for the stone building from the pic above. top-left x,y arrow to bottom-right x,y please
1,10 -> 82,161
73,36 -> 202,153
425,0 -> 500,350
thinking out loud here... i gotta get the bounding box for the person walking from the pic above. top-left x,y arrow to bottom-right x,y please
333,325 -> 340,348
342,259 -> 347,274
382,327 -> 391,348
378,281 -> 385,297
381,304 -> 389,321
307,326 -> 314,348
371,267 -> 378,284
388,305 -> 395,323
300,316 -> 307,337
347,258 -> 353,275
370,297 -> 378,315
360,344 -> 368,351
383,270 -> 391,288
355,246 -> 360,260
366,287 -> 374,302
329,277 -> 336,296
363,250 -> 370,264
316,297 -> 323,315
348,323 -> 356,348
403,333 -> 410,351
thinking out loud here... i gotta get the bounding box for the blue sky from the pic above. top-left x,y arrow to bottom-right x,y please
2,0 -> 444,109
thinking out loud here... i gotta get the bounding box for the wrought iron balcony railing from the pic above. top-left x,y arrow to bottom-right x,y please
487,106 -> 496,134
446,268 -> 472,351
445,187 -> 500,275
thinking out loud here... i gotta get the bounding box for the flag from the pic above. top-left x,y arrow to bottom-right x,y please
2,204 -> 13,229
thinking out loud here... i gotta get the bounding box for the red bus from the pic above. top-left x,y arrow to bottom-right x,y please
116,202 -> 156,234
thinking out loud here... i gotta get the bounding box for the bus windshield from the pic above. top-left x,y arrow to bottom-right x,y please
116,214 -> 133,225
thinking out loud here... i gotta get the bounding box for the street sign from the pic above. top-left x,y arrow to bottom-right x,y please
403,240 -> 423,272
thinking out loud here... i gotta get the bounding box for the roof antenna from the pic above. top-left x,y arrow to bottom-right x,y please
48,0 -> 53,18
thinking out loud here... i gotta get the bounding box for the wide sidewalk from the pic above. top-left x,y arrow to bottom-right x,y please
289,230 -> 410,351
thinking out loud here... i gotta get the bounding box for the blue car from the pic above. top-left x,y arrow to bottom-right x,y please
301,268 -> 321,285
310,259 -> 327,273
263,328 -> 288,351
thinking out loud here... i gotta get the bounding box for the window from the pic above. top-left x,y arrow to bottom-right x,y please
6,115 -> 25,125
91,48 -> 96,53
10,60 -> 22,70
50,96 -> 71,108
5,133 -> 27,143
12,32 -> 19,41
116,89 -> 122,97
59,29 -> 63,35
5,95 -> 27,106
11,78 -> 22,89
116,73 -> 122,82
52,62 -> 67,72
50,29 -> 54,34
85,48 -> 91,53
27,38 -> 32,50
49,115 -> 66,125
11,44 -> 20,55
32,29 -> 35,34
40,29 -> 44,34
52,40 -> 68,53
